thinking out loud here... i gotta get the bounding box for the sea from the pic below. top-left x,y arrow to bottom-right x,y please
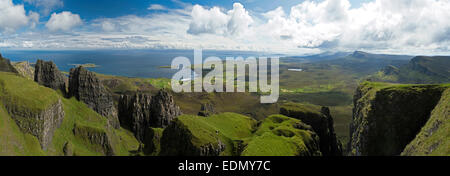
1,49 -> 282,79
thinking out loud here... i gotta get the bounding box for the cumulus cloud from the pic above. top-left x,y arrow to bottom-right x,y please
46,11 -> 82,32
255,0 -> 450,53
148,4 -> 166,10
0,0 -> 32,33
24,0 -> 63,16
187,3 -> 253,36
2,0 -> 450,55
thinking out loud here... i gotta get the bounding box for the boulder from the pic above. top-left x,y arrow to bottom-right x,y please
68,66 -> 119,129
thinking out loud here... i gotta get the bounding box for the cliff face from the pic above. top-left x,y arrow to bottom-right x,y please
68,66 -> 119,129
118,90 -> 182,142
118,93 -> 152,141
401,88 -> 450,156
0,54 -> 18,73
280,103 -> 342,156
72,123 -> 115,156
3,99 -> 64,150
34,60 -> 67,95
150,90 -> 182,127
349,82 -> 447,156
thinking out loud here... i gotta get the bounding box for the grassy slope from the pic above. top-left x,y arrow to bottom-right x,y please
242,114 -> 319,156
175,113 -> 320,156
0,72 -> 139,156
177,113 -> 257,155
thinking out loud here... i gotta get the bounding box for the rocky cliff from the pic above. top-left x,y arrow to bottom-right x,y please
3,99 -> 64,150
118,90 -> 182,142
0,54 -> 18,73
68,66 -> 119,129
401,88 -> 449,156
280,103 -> 342,156
34,60 -> 67,95
150,90 -> 182,127
349,82 -> 447,156
72,123 -> 115,156
118,93 -> 152,141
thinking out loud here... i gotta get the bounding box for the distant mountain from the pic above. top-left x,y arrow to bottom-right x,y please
316,51 -> 413,75
350,51 -> 412,60
281,51 -> 351,63
368,56 -> 450,84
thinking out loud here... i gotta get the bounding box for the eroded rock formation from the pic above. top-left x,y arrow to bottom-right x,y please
34,60 -> 67,95
118,90 -> 181,142
68,66 -> 119,129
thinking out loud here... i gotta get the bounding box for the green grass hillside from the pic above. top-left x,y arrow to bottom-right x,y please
242,114 -> 320,156
0,72 -> 139,156
160,112 -> 321,156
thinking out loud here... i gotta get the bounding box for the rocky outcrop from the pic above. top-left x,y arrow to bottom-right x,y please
34,60 -> 67,95
3,99 -> 64,150
159,119 -> 225,156
198,103 -> 215,117
68,66 -> 119,129
118,93 -> 152,141
72,123 -> 115,156
12,61 -> 34,80
118,90 -> 182,141
150,90 -> 182,127
280,103 -> 342,156
0,54 -> 18,73
62,141 -> 73,156
349,82 -> 446,156
401,88 -> 450,156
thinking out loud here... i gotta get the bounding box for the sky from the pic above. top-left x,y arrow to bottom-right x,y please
0,0 -> 449,55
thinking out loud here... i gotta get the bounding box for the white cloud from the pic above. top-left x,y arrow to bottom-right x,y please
187,3 -> 253,36
1,0 -> 450,55
28,11 -> 40,28
24,0 -> 63,16
148,4 -> 166,10
256,0 -> 450,53
0,0 -> 31,33
46,11 -> 82,32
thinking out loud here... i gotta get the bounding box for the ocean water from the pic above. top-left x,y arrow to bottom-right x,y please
1,50 -> 277,78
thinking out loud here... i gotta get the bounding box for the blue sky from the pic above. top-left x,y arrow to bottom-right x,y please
15,0 -> 372,20
1,0 -> 449,55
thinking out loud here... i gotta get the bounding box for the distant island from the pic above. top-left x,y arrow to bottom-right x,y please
69,63 -> 99,68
